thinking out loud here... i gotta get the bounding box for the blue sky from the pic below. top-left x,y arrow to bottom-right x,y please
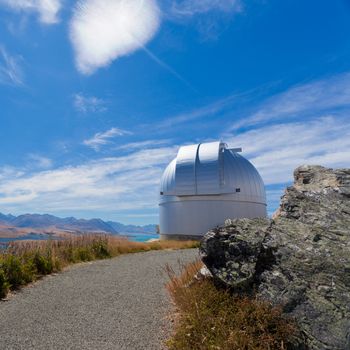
0,0 -> 349,224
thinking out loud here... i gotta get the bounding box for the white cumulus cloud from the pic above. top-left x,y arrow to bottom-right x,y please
69,0 -> 161,75
0,0 -> 62,24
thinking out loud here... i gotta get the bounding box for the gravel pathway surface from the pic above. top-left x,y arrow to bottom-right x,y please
0,249 -> 199,350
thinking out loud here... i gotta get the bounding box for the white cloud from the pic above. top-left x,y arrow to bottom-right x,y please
0,0 -> 62,24
142,46 -> 195,90
28,154 -> 53,169
169,0 -> 242,17
116,139 -> 171,151
156,72 -> 350,132
0,167 -> 25,181
224,115 -> 350,215
0,47 -> 24,86
0,146 -> 177,214
124,213 -> 159,218
69,0 -> 161,75
226,116 -> 350,185
83,127 -> 132,151
166,0 -> 242,40
158,92 -> 244,129
74,93 -> 107,113
68,0 -> 241,76
231,72 -> 350,130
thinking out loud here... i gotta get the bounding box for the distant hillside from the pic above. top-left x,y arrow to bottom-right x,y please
0,213 -> 157,235
0,213 -> 16,224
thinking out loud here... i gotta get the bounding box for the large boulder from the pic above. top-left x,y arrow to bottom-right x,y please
200,165 -> 350,349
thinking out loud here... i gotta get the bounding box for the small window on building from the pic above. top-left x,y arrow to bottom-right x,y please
235,188 -> 241,193
160,191 -> 164,195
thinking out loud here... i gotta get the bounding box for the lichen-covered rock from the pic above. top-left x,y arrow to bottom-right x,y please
200,165 -> 350,350
201,218 -> 270,290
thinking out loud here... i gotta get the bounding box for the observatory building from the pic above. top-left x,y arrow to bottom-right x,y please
159,141 -> 267,240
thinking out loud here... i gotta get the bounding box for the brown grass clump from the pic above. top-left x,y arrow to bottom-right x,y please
166,261 -> 298,350
7,235 -> 198,262
0,235 -> 199,299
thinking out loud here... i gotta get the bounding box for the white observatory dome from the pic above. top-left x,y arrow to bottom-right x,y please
159,141 -> 267,240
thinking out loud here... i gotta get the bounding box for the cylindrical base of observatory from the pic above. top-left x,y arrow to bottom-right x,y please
160,234 -> 202,241
159,195 -> 267,240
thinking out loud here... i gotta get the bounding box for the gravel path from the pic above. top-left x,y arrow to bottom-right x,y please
0,249 -> 199,350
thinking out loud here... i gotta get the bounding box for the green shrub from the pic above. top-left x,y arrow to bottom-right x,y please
74,247 -> 93,262
92,240 -> 110,259
61,245 -> 75,263
0,268 -> 9,299
32,251 -> 54,275
52,255 -> 62,272
22,260 -> 36,283
2,255 -> 29,289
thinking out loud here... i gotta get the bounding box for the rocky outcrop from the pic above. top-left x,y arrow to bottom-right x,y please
200,165 -> 350,349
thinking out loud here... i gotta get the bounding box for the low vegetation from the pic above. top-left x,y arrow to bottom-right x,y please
166,261 -> 298,350
0,235 -> 198,299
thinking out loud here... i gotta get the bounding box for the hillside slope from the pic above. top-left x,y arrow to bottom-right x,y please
0,213 -> 157,236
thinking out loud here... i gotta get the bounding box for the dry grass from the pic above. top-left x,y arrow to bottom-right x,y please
165,261 -> 298,350
0,235 -> 199,299
7,235 -> 198,261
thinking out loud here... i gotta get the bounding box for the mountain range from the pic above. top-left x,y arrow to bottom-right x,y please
0,213 -> 157,235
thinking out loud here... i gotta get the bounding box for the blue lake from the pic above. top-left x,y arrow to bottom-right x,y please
0,233 -> 159,247
124,233 -> 159,242
0,234 -> 53,244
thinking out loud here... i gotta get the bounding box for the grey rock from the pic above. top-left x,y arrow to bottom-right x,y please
193,266 -> 213,282
200,165 -> 350,350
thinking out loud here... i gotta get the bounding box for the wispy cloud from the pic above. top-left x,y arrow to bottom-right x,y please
142,46 -> 196,90
0,0 -> 62,24
156,72 -> 350,133
166,0 -> 242,40
74,93 -> 107,113
0,146 -> 177,214
157,88 -> 256,129
116,139 -> 171,151
83,127 -> 132,151
162,96 -> 233,127
28,154 -> 53,169
169,0 -> 242,17
231,72 -> 350,130
0,46 -> 24,86
0,166 -> 25,181
69,0 -> 161,75
226,116 -> 350,185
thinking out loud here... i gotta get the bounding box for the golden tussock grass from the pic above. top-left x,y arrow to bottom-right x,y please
165,260 -> 298,350
0,234 -> 199,299
6,235 -> 198,260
